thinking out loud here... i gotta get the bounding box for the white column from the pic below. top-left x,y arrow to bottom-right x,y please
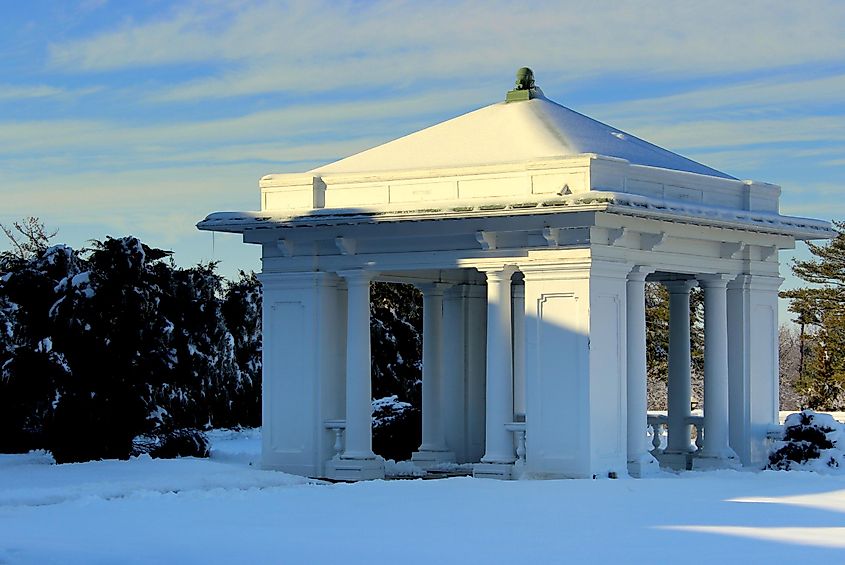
477,266 -> 517,472
696,274 -> 739,467
512,277 -> 526,418
340,270 -> 376,460
663,279 -> 695,468
627,267 -> 659,477
325,270 -> 384,480
412,283 -> 455,467
727,274 -> 751,464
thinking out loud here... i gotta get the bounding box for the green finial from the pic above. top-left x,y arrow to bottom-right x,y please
506,67 -> 537,102
514,67 -> 535,90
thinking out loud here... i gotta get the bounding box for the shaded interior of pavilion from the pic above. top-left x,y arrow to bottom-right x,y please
326,265 -> 744,480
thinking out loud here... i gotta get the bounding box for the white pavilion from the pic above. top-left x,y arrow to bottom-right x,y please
198,69 -> 833,481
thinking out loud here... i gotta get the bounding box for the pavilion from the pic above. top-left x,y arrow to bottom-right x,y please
198,69 -> 834,481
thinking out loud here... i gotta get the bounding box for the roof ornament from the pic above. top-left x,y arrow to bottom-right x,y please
515,67 -> 535,90
506,67 -> 540,102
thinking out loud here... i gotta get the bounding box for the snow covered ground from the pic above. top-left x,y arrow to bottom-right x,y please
2,430 -> 845,564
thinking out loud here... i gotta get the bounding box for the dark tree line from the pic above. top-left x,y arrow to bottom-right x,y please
0,223 -> 261,462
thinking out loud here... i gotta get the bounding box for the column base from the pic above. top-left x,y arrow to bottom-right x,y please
325,457 -> 385,481
657,450 -> 692,471
691,453 -> 741,471
411,449 -> 456,470
473,462 -> 514,480
627,453 -> 661,477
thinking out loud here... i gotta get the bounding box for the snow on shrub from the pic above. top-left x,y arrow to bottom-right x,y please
768,410 -> 845,472
1,237 -> 261,461
372,395 -> 413,429
372,395 -> 420,462
132,429 -> 210,459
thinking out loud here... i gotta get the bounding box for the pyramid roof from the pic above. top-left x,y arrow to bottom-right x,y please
311,89 -> 734,180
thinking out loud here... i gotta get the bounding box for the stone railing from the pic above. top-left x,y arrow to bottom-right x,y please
646,413 -> 704,453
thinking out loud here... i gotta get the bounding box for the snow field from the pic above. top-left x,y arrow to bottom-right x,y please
1,430 -> 844,564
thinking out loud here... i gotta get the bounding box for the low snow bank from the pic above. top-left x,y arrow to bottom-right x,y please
0,429 -> 305,509
780,411 -> 845,424
206,427 -> 262,465
0,453 -> 309,509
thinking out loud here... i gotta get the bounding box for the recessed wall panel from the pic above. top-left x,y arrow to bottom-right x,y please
268,301 -> 307,453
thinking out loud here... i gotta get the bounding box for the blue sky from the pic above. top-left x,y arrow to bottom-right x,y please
1,0 -> 844,321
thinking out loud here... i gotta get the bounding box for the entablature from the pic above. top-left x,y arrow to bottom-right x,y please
257,155 -> 782,216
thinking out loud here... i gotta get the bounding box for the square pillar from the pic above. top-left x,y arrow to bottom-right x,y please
512,276 -> 526,418
522,257 -> 628,479
442,281 -> 487,464
259,272 -> 345,478
728,274 -> 782,466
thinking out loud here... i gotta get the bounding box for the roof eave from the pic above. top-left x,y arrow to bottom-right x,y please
196,192 -> 834,241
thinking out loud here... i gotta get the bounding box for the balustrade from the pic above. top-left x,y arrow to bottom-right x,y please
646,413 -> 705,458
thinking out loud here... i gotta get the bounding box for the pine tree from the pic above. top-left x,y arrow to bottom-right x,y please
369,282 -> 422,460
1,227 -> 268,461
0,244 -> 81,452
799,311 -> 845,410
369,282 -> 422,404
781,220 -> 845,409
221,271 -> 262,427
47,237 -> 171,462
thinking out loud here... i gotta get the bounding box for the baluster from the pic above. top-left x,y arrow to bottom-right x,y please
515,430 -> 526,466
324,420 -> 346,460
332,428 -> 344,460
695,424 -> 704,451
651,424 -> 662,452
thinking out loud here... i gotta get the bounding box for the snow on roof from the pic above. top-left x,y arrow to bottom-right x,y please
311,89 -> 735,180
198,191 -> 834,241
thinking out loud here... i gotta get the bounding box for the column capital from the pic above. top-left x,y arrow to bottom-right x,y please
479,265 -> 518,282
728,273 -> 784,291
727,274 -> 753,290
418,281 -> 450,296
697,273 -> 733,289
663,279 -> 697,294
627,265 -> 654,282
337,269 -> 375,285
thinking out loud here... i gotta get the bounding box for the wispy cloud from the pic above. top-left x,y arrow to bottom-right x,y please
0,83 -> 99,101
584,73 -> 845,121
630,115 -> 845,151
47,1 -> 845,101
0,85 -> 490,170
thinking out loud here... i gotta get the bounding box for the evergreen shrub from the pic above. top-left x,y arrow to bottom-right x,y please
768,410 -> 842,470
